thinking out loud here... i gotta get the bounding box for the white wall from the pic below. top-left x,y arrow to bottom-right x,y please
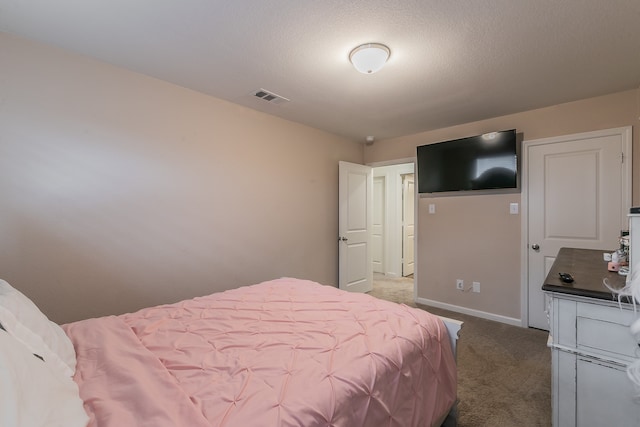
0,33 -> 363,323
365,89 -> 639,323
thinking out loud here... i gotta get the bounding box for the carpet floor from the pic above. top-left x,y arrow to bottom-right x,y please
369,275 -> 551,427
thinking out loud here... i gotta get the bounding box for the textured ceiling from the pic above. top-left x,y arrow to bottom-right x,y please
1,0 -> 639,142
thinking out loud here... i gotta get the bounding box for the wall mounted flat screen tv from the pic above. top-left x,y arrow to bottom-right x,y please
417,129 -> 520,194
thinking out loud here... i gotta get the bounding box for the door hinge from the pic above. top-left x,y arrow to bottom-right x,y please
621,152 -> 624,163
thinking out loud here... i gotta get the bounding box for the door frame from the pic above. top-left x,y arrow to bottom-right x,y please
369,158 -> 417,294
520,126 -> 633,327
401,173 -> 415,277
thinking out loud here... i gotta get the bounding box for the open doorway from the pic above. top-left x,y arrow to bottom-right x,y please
371,162 -> 415,300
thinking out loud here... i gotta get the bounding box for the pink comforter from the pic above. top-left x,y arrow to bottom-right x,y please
64,278 -> 456,427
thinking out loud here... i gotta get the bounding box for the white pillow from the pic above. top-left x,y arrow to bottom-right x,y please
0,279 -> 76,377
0,331 -> 89,427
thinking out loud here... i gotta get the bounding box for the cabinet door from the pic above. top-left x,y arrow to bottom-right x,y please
553,349 -> 577,427
576,357 -> 640,426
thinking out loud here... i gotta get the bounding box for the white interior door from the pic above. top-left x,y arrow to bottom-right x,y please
402,174 -> 415,276
339,161 -> 373,293
526,127 -> 632,330
372,176 -> 385,274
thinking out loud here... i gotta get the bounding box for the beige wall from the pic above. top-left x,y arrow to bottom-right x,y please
365,89 -> 640,321
0,33 -> 363,323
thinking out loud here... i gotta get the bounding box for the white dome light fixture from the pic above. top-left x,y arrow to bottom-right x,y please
349,43 -> 390,74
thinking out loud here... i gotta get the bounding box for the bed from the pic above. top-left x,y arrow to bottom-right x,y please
1,277 -> 461,427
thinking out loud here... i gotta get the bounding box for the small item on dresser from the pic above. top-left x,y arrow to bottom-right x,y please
608,261 -> 620,272
558,272 -> 574,283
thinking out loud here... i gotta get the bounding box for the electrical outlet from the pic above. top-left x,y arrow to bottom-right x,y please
456,279 -> 464,290
472,281 -> 480,293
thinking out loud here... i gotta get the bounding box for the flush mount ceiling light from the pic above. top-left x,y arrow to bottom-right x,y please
349,43 -> 390,74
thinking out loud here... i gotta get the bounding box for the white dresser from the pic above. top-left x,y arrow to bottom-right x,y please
544,248 -> 640,427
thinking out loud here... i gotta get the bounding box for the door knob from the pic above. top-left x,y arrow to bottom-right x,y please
531,244 -> 540,251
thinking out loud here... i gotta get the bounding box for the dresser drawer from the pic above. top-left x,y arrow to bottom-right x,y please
576,302 -> 638,361
576,356 -> 640,426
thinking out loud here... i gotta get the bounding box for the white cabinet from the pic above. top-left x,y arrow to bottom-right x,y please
547,292 -> 640,426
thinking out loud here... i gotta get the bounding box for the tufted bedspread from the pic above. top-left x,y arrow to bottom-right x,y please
63,278 -> 457,427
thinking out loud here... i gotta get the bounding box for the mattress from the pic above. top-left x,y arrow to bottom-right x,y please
63,278 -> 457,427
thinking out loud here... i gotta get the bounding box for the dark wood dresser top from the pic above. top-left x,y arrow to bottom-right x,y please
542,247 -> 629,302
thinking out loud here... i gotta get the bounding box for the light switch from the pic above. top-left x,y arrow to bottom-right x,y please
509,203 -> 519,214
429,204 -> 436,214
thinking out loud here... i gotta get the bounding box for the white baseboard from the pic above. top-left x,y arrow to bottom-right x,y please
415,297 -> 522,327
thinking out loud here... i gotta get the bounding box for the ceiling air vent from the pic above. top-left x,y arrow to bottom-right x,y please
252,88 -> 290,105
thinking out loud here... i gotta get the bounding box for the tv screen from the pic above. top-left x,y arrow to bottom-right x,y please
417,129 -> 519,194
